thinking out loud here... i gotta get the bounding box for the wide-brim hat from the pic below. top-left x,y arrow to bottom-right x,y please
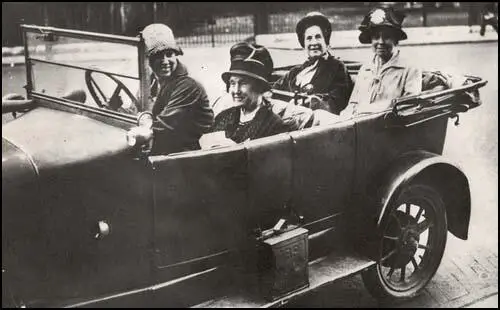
296,12 -> 332,47
358,7 -> 408,44
221,42 -> 273,87
141,23 -> 183,57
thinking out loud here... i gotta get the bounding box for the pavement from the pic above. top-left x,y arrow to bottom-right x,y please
464,294 -> 498,308
2,25 -> 497,67
416,244 -> 498,309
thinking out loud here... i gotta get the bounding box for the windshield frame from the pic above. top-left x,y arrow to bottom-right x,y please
21,24 -> 149,121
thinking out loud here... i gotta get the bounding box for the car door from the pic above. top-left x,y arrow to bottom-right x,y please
244,133 -> 294,231
149,145 -> 249,279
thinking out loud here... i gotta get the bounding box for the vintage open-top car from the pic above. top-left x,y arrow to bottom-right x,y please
2,25 -> 487,308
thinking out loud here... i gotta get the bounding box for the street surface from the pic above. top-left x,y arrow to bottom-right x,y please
2,42 -> 498,308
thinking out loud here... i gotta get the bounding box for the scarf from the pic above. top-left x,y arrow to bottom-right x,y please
294,51 -> 330,89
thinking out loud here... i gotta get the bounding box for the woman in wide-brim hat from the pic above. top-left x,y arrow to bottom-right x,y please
203,42 -> 290,147
342,6 -> 422,115
358,7 -> 407,44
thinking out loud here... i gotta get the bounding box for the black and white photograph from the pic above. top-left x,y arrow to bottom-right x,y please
2,2 -> 497,308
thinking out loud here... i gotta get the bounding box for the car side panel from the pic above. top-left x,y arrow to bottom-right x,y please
149,146 -> 249,275
353,114 -> 448,196
31,157 -> 153,305
289,121 -> 356,226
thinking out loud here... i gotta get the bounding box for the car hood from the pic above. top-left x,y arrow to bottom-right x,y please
2,107 -> 133,177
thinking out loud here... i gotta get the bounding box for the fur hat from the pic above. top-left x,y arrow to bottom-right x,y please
221,42 -> 274,88
141,23 -> 183,58
358,7 -> 407,44
296,12 -> 332,48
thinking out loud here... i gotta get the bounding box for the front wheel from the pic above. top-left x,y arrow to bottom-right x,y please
362,183 -> 447,301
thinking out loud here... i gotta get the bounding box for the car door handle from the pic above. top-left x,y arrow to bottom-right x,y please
94,220 -> 111,240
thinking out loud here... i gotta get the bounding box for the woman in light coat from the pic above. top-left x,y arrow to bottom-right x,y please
343,7 -> 422,116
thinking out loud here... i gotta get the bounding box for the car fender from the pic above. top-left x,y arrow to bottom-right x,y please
374,150 -> 471,240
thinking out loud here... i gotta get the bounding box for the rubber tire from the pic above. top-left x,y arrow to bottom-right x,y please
362,183 -> 448,301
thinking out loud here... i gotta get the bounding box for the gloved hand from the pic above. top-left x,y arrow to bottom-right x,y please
199,131 -> 237,149
303,95 -> 330,111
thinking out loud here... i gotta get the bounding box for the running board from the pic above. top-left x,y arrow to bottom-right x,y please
193,250 -> 376,308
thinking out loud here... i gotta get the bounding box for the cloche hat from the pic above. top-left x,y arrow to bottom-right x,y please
141,23 -> 183,57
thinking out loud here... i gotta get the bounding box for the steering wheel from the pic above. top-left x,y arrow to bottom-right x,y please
85,70 -> 139,111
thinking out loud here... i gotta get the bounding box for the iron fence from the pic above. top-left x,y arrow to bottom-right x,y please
174,14 -> 255,48
2,2 -> 491,48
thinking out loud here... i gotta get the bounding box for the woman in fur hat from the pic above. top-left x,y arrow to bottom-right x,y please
343,7 -> 422,116
141,23 -> 214,155
273,12 -> 353,115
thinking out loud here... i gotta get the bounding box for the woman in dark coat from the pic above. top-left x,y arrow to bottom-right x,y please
142,23 -> 214,155
201,42 -> 290,148
273,12 -> 353,115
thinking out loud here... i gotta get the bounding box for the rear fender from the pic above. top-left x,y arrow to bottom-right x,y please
374,151 -> 471,240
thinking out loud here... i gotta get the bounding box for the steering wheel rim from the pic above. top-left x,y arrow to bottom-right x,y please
85,70 -> 139,111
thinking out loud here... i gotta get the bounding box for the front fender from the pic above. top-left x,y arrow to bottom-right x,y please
374,150 -> 471,240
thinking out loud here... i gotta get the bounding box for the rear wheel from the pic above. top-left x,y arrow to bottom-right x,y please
362,183 -> 447,301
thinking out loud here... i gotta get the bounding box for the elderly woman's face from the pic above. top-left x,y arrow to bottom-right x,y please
370,28 -> 398,61
228,75 -> 261,110
304,25 -> 328,59
150,49 -> 178,79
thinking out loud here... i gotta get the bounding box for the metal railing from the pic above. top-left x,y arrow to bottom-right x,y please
2,2 -> 490,48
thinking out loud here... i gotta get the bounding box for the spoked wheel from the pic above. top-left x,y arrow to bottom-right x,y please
362,183 -> 448,301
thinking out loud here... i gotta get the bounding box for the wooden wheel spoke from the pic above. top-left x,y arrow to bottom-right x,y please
416,219 -> 432,234
405,203 -> 411,215
418,243 -> 430,250
411,257 -> 419,270
400,265 -> 406,282
387,267 -> 395,278
415,207 -> 424,222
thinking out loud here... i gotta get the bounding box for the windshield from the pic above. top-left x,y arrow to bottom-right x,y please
24,25 -> 147,116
